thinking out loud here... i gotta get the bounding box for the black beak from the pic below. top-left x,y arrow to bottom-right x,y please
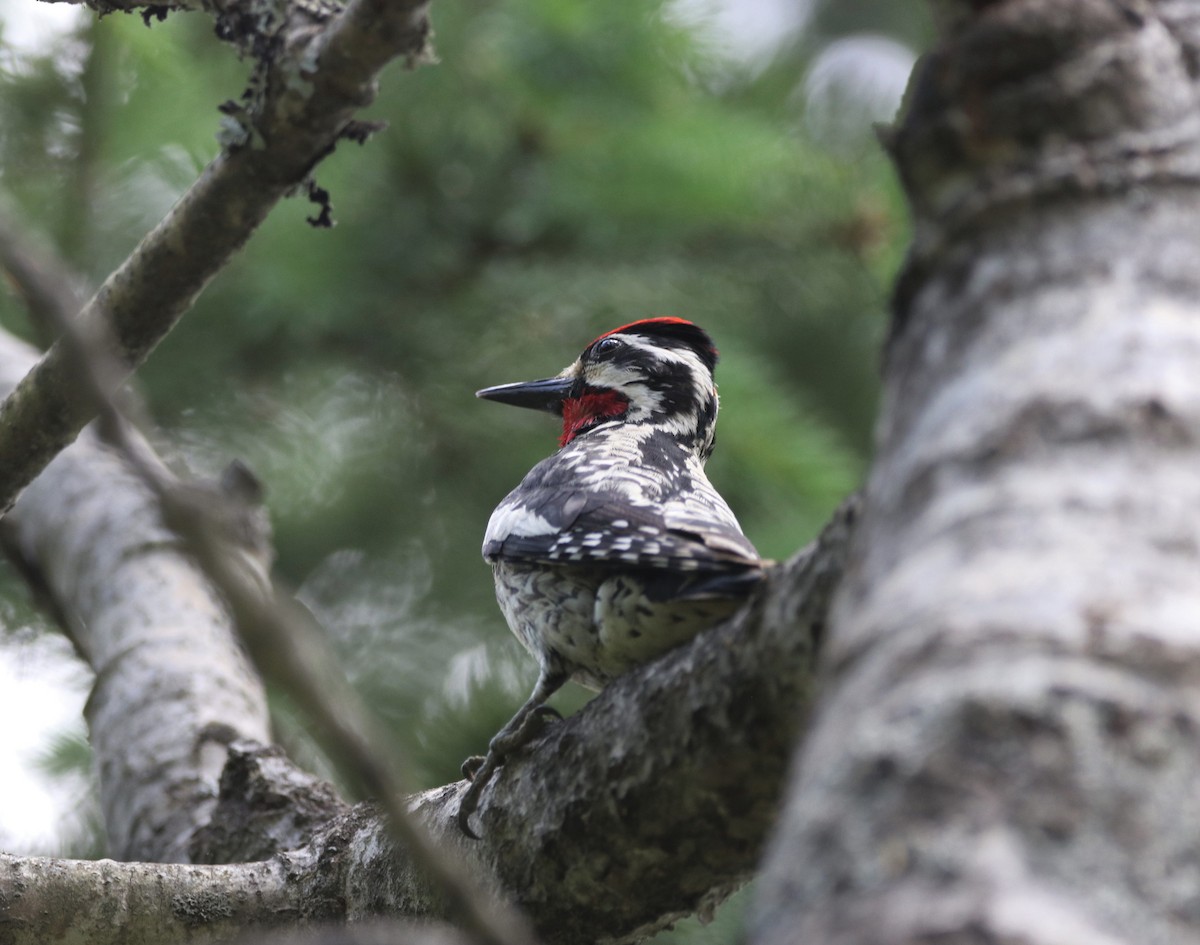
475,376 -> 574,414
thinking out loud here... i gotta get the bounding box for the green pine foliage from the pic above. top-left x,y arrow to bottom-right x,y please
33,729 -> 105,859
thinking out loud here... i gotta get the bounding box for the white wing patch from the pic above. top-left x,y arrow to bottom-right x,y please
485,504 -> 557,544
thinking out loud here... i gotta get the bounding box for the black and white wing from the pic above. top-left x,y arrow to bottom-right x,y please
482,434 -> 761,576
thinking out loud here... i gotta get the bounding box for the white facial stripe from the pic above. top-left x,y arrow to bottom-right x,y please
583,361 -> 664,419
620,338 -> 715,405
566,332 -> 719,449
613,335 -> 697,366
586,360 -> 641,389
584,337 -> 711,385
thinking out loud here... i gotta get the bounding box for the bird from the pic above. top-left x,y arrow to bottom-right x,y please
458,317 -> 765,837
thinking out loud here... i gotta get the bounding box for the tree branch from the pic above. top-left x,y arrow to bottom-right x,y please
0,202 -> 88,347
1,850 -> 308,943
0,330 -> 273,863
190,500 -> 857,944
0,0 -> 431,516
0,299 -> 857,940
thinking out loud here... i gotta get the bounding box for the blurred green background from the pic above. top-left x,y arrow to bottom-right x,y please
0,0 -> 927,938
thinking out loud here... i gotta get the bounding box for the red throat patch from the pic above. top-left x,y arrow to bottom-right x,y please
560,390 -> 630,446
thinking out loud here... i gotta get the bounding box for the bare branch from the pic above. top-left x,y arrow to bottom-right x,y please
0,205 -> 87,347
167,499 -> 539,945
0,849 -> 324,943
0,0 -> 432,515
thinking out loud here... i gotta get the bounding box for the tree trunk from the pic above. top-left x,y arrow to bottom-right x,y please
751,3 -> 1200,943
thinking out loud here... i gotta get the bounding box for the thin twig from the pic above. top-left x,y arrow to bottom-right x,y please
172,513 -> 538,945
0,203 -> 536,945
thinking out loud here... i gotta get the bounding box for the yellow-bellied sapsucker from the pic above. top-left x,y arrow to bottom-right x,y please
458,318 -> 764,835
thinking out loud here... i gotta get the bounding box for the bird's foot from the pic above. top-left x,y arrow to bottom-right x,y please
456,751 -> 501,839
460,755 -> 486,782
528,703 -> 562,731
455,704 -> 565,838
533,704 -> 563,721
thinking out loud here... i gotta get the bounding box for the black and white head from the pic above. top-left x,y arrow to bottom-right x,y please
477,318 -> 721,456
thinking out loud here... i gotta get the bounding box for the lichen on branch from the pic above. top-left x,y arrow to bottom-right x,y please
0,0 -> 431,517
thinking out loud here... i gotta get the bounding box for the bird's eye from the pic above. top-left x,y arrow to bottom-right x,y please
593,337 -> 622,357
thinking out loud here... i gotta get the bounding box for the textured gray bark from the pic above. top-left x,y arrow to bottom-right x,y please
0,332 -> 272,863
1,850 -> 305,940
751,3 -> 1200,944
1,846 -> 468,945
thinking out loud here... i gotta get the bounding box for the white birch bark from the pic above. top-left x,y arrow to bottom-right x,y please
1,330 -> 272,862
751,3 -> 1200,943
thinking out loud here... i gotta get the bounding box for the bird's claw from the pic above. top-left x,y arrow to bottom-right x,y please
461,755 -> 485,782
455,690 -> 566,839
532,704 -> 563,723
456,751 -> 501,839
456,794 -> 482,841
